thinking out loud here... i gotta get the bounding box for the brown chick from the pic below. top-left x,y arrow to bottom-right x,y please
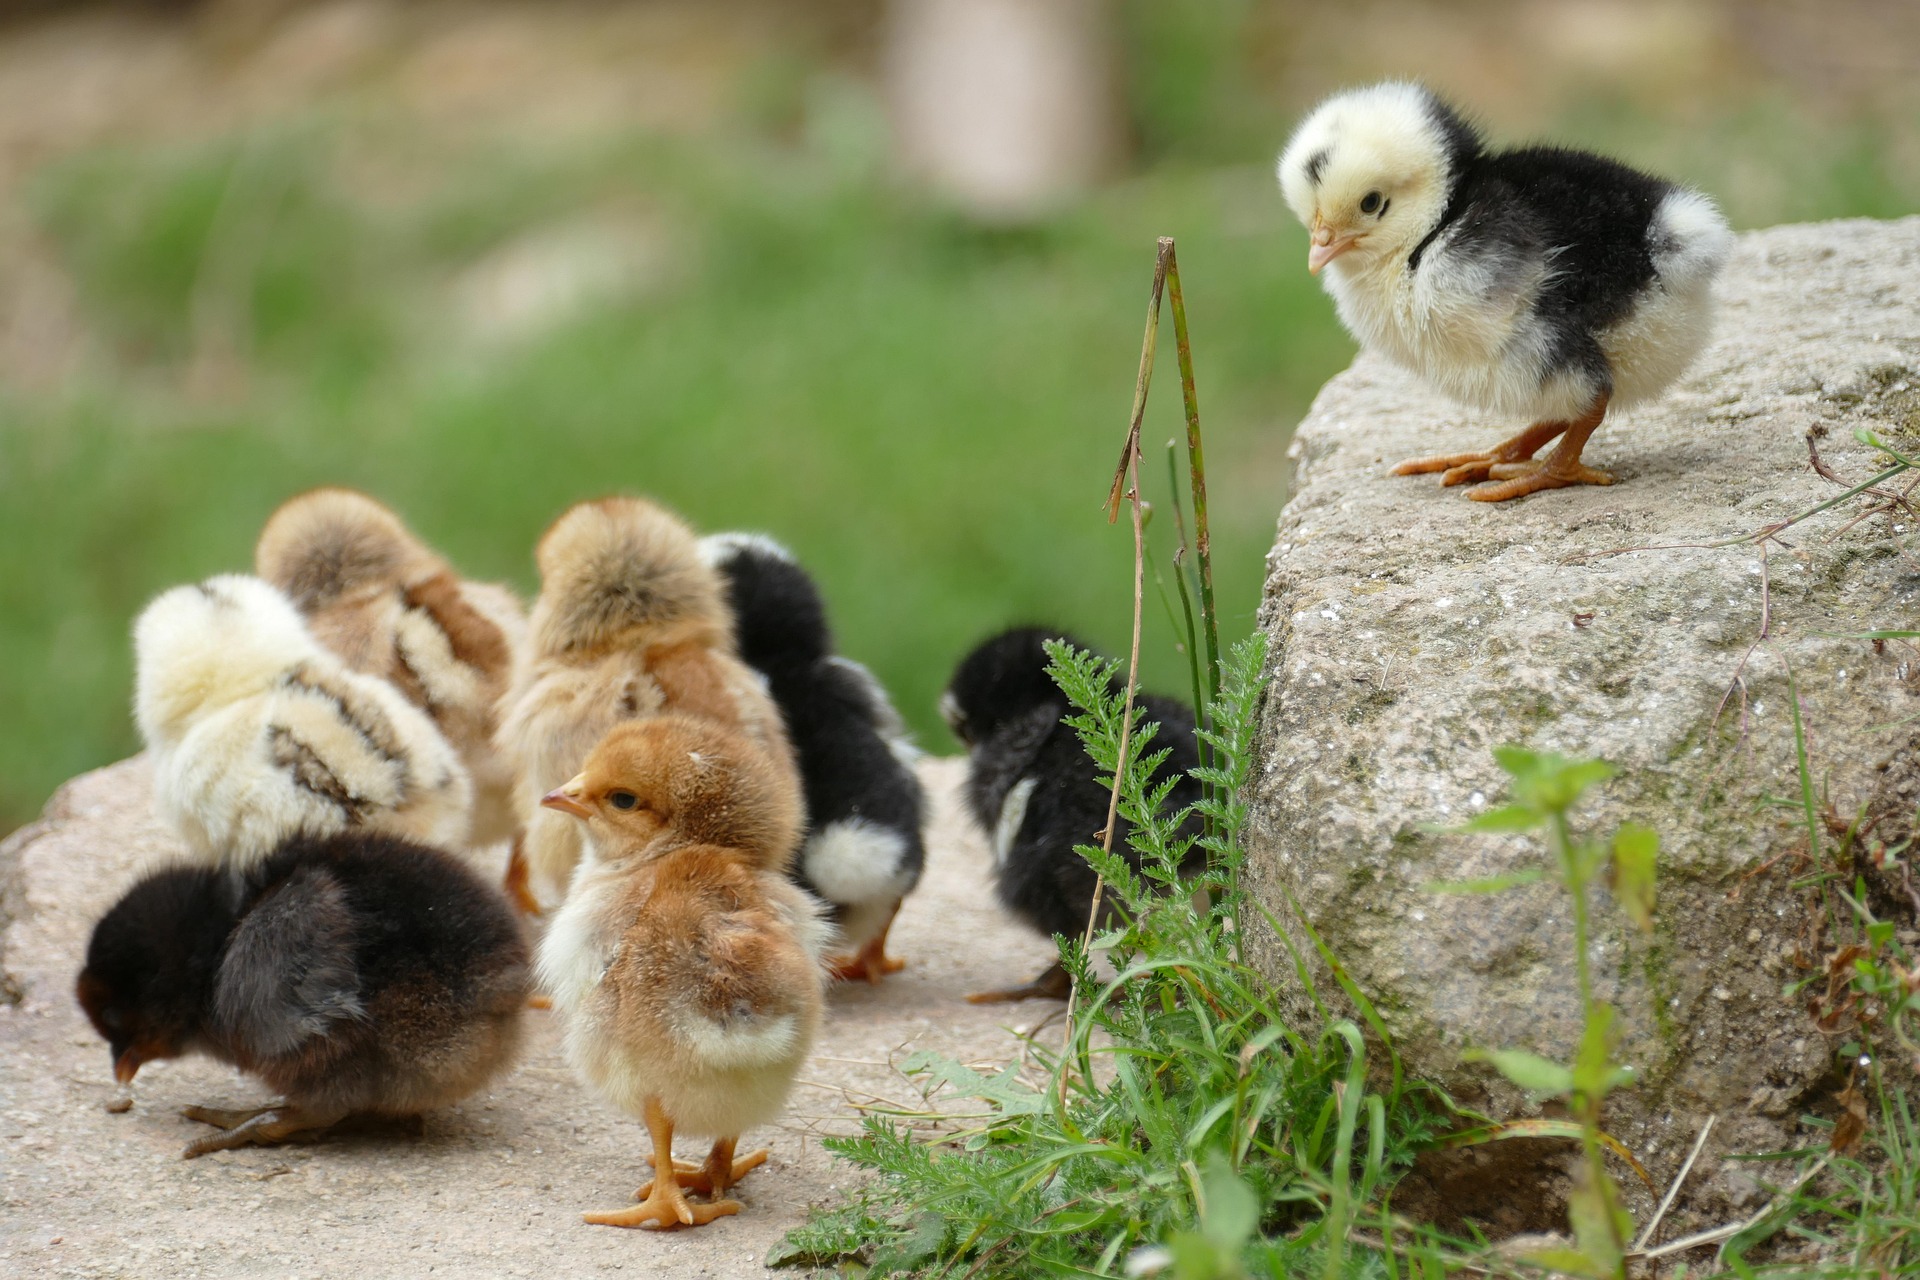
536,715 -> 826,1229
497,497 -> 798,909
256,489 -> 534,907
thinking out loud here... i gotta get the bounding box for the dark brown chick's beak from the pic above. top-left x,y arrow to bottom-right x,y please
541,776 -> 593,820
113,1047 -> 144,1084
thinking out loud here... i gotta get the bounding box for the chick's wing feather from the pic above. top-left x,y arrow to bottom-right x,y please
215,863 -> 365,1059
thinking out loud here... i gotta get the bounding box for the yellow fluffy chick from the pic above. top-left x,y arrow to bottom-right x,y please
256,488 -> 532,902
537,715 -> 827,1229
134,574 -> 473,870
496,497 -> 798,908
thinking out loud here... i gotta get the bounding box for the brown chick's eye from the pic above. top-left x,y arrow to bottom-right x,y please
1360,191 -> 1383,215
609,791 -> 638,811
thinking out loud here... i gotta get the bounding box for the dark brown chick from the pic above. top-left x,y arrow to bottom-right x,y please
497,497 -> 798,908
77,831 -> 529,1158
536,715 -> 825,1229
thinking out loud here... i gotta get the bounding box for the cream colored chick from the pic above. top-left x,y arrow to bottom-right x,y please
134,574 -> 472,870
496,497 -> 797,908
256,488 -> 532,904
1278,82 -> 1732,502
537,715 -> 827,1229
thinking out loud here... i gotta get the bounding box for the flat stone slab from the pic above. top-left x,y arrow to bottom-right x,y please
1245,216 -> 1920,1223
0,756 -> 1056,1278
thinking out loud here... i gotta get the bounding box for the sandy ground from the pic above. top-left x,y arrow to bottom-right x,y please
0,755 -> 1060,1279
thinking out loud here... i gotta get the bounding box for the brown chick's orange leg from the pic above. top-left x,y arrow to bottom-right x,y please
502,836 -> 543,917
636,1137 -> 768,1199
965,961 -> 1073,1004
1469,394 -> 1613,503
180,1103 -> 344,1158
826,901 -> 906,984
586,1097 -> 740,1229
1391,418 -> 1569,487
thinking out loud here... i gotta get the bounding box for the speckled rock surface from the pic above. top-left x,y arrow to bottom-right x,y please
0,756 -> 1057,1279
1245,217 -> 1920,1220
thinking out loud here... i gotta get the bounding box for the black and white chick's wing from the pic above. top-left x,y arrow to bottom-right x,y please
1277,82 -> 1733,502
943,627 -> 1202,1002
701,533 -> 926,983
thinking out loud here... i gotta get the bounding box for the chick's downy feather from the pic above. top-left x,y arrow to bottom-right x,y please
497,499 -> 798,905
134,575 -> 473,869
77,831 -> 528,1154
1276,83 -> 1732,502
535,716 -> 825,1140
257,489 -> 529,847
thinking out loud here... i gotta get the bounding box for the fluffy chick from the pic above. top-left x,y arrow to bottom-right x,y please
537,715 -> 827,1229
943,627 -> 1203,1002
135,575 -> 473,870
497,498 -> 797,908
256,488 -> 533,905
702,533 -> 926,984
1278,81 -> 1733,502
77,830 -> 528,1158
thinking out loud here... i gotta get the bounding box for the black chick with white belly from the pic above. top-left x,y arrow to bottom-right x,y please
77,831 -> 529,1158
942,626 -> 1202,1002
701,533 -> 926,984
1278,82 -> 1733,503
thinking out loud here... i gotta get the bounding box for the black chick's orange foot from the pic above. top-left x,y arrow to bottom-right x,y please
1468,459 -> 1616,503
965,961 -> 1073,1004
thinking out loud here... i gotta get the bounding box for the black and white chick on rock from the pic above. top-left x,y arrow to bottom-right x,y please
942,626 -> 1202,1003
1278,81 -> 1734,503
77,830 -> 529,1158
701,533 -> 926,984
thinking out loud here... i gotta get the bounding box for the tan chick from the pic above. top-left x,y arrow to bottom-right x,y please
496,497 -> 797,908
256,488 -> 533,904
537,715 -> 827,1229
134,575 -> 473,870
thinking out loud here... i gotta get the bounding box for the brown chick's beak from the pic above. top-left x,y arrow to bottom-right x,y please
113,1048 -> 143,1084
541,779 -> 593,820
1307,216 -> 1358,275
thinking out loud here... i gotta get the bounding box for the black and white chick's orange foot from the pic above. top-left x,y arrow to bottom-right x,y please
1468,460 -> 1616,503
965,962 -> 1073,1004
826,944 -> 907,984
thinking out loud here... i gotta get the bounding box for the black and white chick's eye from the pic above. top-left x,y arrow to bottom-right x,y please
1359,191 -> 1384,216
609,791 -> 638,811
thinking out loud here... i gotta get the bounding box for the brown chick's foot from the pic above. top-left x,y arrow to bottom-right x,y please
1469,459 -> 1615,503
636,1142 -> 767,1199
180,1103 -> 343,1158
526,995 -> 553,1011
587,1181 -> 740,1230
965,961 -> 1073,1004
502,840 -> 543,916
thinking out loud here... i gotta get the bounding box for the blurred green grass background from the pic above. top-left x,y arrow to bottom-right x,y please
0,0 -> 1914,831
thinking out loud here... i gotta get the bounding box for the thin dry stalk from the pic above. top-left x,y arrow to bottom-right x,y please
1632,1113 -> 1718,1251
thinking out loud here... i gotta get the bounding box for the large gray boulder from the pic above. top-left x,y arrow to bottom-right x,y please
1245,217 -> 1920,1223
